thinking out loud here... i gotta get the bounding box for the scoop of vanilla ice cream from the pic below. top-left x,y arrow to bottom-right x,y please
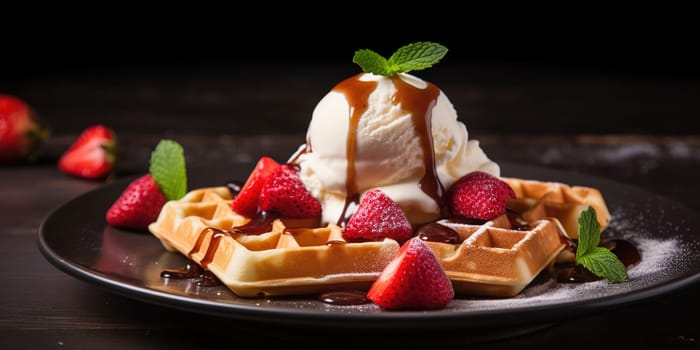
291,72 -> 499,226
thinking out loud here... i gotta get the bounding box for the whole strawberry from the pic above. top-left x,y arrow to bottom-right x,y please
258,164 -> 321,218
106,174 -> 167,230
367,237 -> 454,310
58,125 -> 117,180
343,189 -> 412,244
446,171 -> 515,221
0,94 -> 49,163
106,139 -> 187,231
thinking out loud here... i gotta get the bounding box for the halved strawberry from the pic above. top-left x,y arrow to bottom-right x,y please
58,125 -> 117,180
0,94 -> 49,163
367,237 -> 454,310
231,156 -> 281,217
106,174 -> 167,230
446,171 -> 515,221
343,189 -> 412,244
258,164 -> 321,218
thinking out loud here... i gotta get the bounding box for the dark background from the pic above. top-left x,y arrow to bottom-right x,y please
4,4 -> 698,74
2,6 -> 700,349
2,4 -> 699,136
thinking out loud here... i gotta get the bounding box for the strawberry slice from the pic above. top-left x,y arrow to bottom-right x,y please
106,174 -> 167,230
343,189 -> 412,244
231,156 -> 281,217
258,164 -> 321,218
446,171 -> 515,221
58,125 -> 117,180
367,237 -> 454,310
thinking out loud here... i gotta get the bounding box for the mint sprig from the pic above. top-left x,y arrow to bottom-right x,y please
575,206 -> 628,283
149,139 -> 187,201
353,42 -> 448,77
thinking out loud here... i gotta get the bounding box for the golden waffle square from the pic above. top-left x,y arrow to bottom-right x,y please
422,216 -> 567,297
503,177 -> 611,239
148,187 -> 400,297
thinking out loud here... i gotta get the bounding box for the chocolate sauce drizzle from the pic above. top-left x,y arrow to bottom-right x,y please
160,227 -> 232,287
391,76 -> 444,207
160,212 -> 280,286
318,290 -> 370,305
230,211 -> 279,235
330,75 -> 377,226
416,222 -> 461,244
557,238 -> 641,283
188,227 -> 231,268
328,74 -> 443,226
416,213 -> 640,285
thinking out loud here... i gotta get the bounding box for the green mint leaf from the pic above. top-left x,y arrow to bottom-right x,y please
352,42 -> 448,77
576,206 -> 601,257
388,42 -> 448,73
352,49 -> 392,76
149,139 -> 187,201
575,206 -> 628,283
577,247 -> 629,283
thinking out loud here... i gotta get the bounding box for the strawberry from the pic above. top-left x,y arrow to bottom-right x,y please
106,174 -> 167,230
0,94 -> 49,163
367,237 -> 454,310
106,139 -> 186,231
258,164 -> 321,218
231,156 -> 281,217
446,171 -> 515,221
58,125 -> 117,180
343,189 -> 412,244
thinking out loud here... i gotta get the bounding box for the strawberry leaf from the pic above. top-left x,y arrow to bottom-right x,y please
352,42 -> 448,77
576,206 -> 601,256
577,247 -> 628,283
353,49 -> 392,76
149,139 -> 187,201
575,206 -> 628,282
388,42 -> 448,73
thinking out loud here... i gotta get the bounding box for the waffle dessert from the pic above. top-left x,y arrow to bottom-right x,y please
148,186 -> 400,297
148,179 -> 583,299
113,44 -> 627,311
502,177 -> 611,239
420,215 -> 567,297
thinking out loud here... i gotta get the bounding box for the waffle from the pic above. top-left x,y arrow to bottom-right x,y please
148,187 -> 400,297
148,178 -> 608,299
423,216 -> 567,297
502,177 -> 611,239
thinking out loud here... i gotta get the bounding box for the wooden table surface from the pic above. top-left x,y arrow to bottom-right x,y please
2,62 -> 699,349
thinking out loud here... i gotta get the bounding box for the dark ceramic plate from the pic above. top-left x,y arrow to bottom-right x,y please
38,162 -> 700,344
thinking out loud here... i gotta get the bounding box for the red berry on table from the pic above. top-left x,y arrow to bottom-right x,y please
258,164 -> 321,218
0,94 -> 49,163
58,125 -> 117,180
106,174 -> 167,231
367,237 -> 454,310
231,156 -> 281,217
343,189 -> 412,244
446,171 -> 515,221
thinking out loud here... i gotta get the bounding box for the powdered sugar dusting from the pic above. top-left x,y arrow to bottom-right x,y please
627,237 -> 678,279
444,203 -> 695,312
607,204 -> 694,280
